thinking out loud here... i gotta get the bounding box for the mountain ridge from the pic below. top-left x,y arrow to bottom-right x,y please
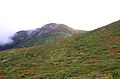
0,23 -> 86,51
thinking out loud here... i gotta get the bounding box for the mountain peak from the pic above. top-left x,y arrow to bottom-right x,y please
42,23 -> 58,29
33,23 -> 74,37
40,23 -> 71,31
0,23 -> 85,51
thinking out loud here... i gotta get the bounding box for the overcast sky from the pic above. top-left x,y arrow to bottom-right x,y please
0,0 -> 120,44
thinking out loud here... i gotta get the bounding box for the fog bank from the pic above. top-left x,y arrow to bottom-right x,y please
0,25 -> 15,45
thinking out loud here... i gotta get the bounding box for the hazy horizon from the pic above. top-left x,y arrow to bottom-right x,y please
0,0 -> 120,45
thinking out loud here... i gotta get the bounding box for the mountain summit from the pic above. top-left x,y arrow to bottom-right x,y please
0,23 -> 85,50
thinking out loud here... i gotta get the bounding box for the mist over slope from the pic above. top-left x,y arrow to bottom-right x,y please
0,23 -> 86,50
0,25 -> 15,45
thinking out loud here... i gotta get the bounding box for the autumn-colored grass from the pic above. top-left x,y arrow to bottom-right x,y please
0,20 -> 120,79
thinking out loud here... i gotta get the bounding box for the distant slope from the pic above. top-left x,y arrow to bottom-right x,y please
0,23 -> 86,51
0,20 -> 120,79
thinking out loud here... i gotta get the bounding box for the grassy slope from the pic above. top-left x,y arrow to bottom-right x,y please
0,21 -> 120,79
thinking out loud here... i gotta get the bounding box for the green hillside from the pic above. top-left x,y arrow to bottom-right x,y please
0,21 -> 120,79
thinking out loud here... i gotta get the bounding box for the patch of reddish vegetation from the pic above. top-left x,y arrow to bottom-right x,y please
116,53 -> 120,57
0,68 -> 7,79
114,36 -> 120,42
107,43 -> 117,53
72,73 -> 79,77
107,48 -> 116,53
106,36 -> 120,44
0,75 -> 7,79
65,64 -> 71,67
65,61 -> 72,67
90,57 -> 104,64
90,60 -> 97,64
0,77 -> 6,79
94,58 -> 103,61
32,65 -> 38,68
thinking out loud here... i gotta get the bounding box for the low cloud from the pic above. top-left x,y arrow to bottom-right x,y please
0,25 -> 15,45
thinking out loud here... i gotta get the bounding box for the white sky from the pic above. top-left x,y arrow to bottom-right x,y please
0,0 -> 120,44
0,0 -> 120,31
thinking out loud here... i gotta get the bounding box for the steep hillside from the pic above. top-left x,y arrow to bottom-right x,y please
0,20 -> 120,79
0,23 -> 85,51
